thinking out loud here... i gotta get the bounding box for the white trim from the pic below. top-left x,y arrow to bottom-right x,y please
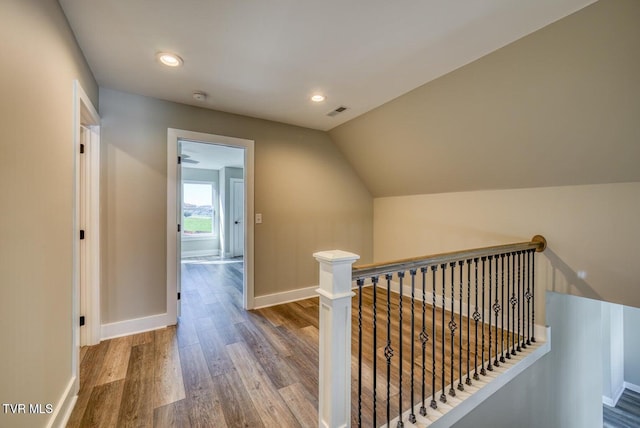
72,80 -> 100,404
182,234 -> 218,241
624,381 -> 640,395
168,129 -> 255,311
603,382 -> 626,407
101,313 -> 171,341
314,250 -> 360,428
45,376 -> 77,428
74,84 -> 101,347
534,324 -> 547,341
253,286 -> 319,309
181,249 -> 220,258
605,382 -> 640,406
79,123 -> 101,347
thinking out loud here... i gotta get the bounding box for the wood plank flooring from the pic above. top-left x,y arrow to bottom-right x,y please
604,389 -> 640,428
69,258 -> 520,427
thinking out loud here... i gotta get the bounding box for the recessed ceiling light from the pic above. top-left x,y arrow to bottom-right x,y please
311,94 -> 326,102
157,52 -> 183,67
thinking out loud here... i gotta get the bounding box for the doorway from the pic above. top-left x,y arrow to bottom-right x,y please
230,178 -> 244,258
73,81 -> 101,399
167,129 -> 255,321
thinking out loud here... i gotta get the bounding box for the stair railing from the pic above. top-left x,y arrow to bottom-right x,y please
315,235 -> 546,428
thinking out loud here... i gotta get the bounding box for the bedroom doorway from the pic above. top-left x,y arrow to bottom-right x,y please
167,129 -> 255,322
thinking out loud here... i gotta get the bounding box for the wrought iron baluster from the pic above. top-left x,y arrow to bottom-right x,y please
505,253 -> 511,360
493,256 -> 500,368
526,249 -> 532,346
457,260 -> 464,391
473,258 -> 480,380
532,249 -> 536,343
408,269 -> 417,424
420,267 -> 428,417
431,266 -> 437,410
397,271 -> 405,428
487,256 -> 493,372
524,251 -> 529,349
465,260 -> 471,386
357,278 -> 364,427
511,253 -> 517,356
500,254 -> 505,363
385,273 -> 393,428
520,251 -> 526,350
440,264 -> 447,403
480,257 -> 487,376
517,251 -> 522,353
448,262 -> 457,397
372,276 -> 379,427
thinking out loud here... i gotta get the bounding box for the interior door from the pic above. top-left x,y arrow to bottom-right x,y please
176,141 -> 183,317
230,178 -> 244,257
79,126 -> 88,345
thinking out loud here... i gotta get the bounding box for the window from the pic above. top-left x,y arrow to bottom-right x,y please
183,181 -> 216,237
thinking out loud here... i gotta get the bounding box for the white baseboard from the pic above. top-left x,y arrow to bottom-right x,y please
603,382 -> 626,407
181,249 -> 220,258
46,376 -> 77,428
253,286 -> 318,309
624,381 -> 640,394
101,313 -> 173,341
605,382 -> 640,406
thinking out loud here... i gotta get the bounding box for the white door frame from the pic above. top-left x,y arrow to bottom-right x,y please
72,81 -> 101,393
229,178 -> 244,257
167,129 -> 255,314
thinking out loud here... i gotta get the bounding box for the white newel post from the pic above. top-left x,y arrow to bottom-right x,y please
314,250 -> 360,428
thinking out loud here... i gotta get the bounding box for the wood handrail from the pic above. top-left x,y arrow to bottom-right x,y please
352,235 -> 546,279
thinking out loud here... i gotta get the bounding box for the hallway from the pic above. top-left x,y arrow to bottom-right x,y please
68,259 -> 319,427
67,258 -> 514,427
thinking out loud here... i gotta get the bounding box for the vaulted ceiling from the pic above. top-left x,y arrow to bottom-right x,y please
329,0 -> 640,196
60,0 -> 595,131
59,0 -> 639,197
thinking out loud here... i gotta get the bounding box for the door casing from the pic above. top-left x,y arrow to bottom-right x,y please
167,129 -> 255,315
72,80 -> 101,396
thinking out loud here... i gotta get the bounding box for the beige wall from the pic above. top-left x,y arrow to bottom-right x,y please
453,292 -> 603,428
0,0 -> 98,426
329,0 -> 640,197
624,305 -> 640,386
374,183 -> 640,321
100,88 -> 372,323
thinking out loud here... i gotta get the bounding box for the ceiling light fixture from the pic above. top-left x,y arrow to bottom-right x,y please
311,94 -> 326,102
157,52 -> 183,67
193,91 -> 207,101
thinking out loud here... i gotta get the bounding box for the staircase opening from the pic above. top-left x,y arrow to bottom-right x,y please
315,236 -> 550,427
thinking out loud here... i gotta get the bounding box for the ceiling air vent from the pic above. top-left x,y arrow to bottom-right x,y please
327,106 -> 348,117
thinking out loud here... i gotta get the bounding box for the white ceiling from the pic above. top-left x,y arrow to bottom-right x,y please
59,0 -> 595,131
181,141 -> 244,171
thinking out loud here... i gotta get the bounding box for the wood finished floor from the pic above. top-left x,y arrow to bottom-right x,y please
604,389 -> 640,428
69,258 -> 522,427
